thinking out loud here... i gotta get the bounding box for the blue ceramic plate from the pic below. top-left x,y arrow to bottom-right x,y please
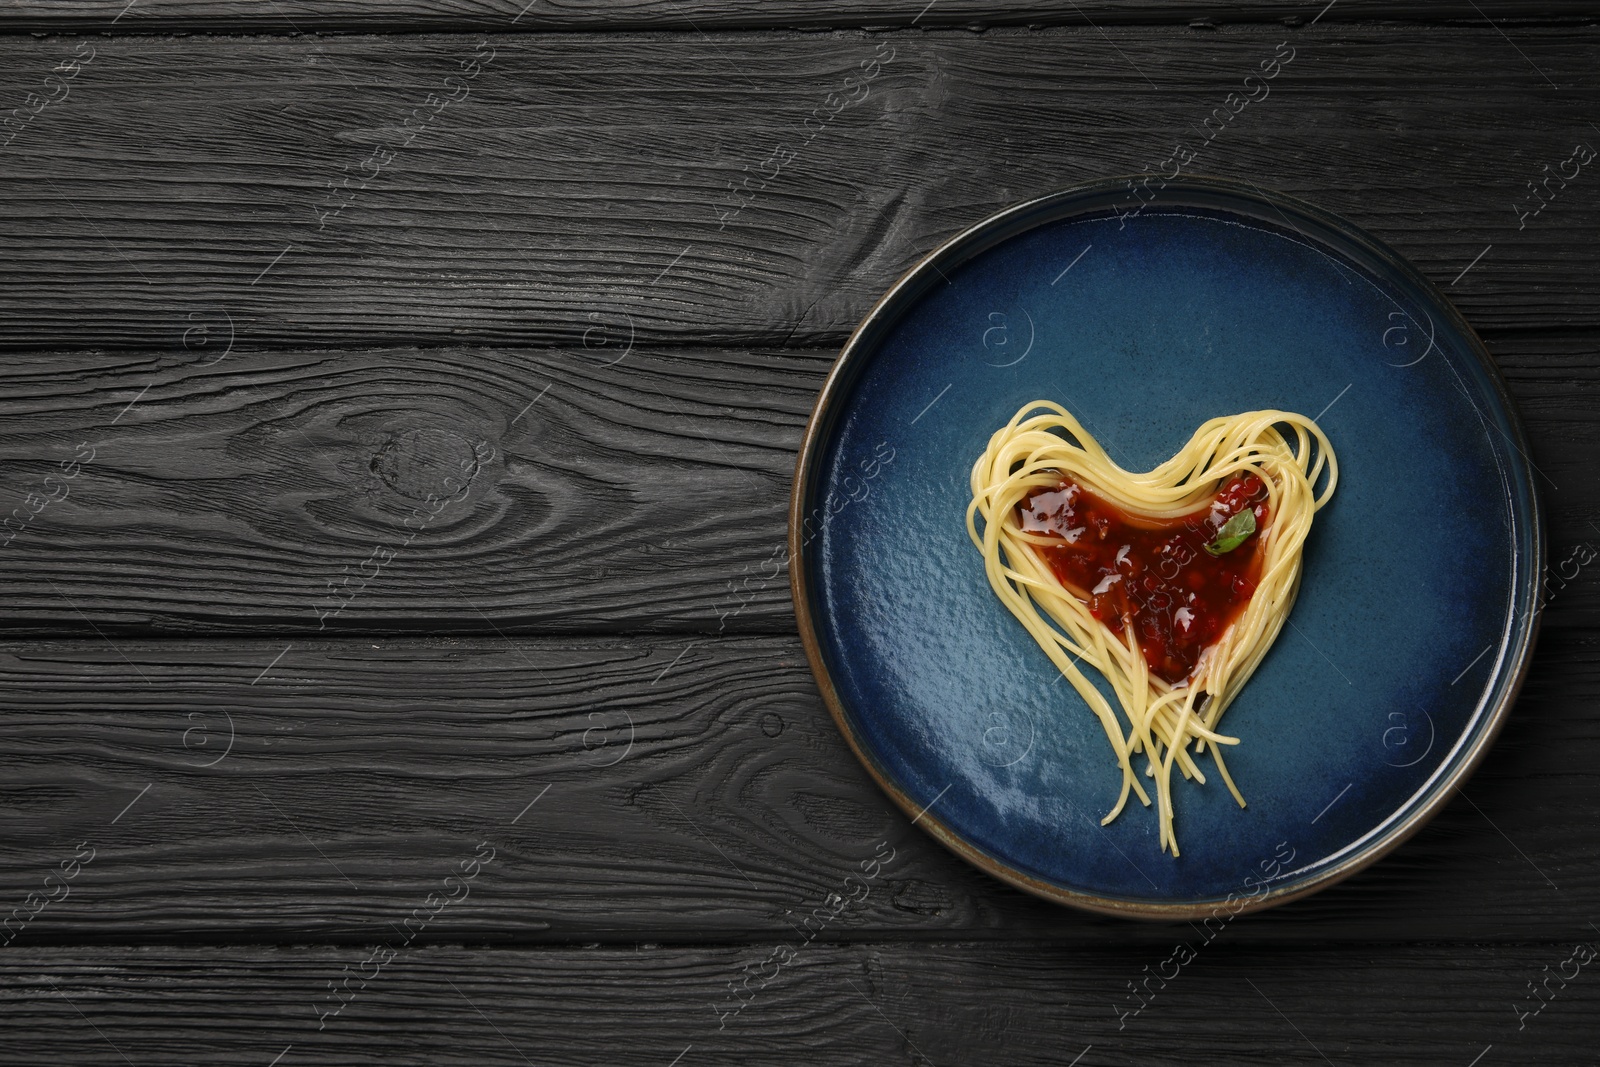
790,177 -> 1543,919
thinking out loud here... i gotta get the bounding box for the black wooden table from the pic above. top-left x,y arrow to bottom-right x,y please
1,3 -> 1597,1064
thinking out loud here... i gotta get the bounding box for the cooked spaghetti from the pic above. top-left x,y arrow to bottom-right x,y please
967,401 -> 1337,856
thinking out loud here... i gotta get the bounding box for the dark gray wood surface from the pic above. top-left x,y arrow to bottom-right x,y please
3,0 -> 1595,31
1,28 -> 1598,352
0,336 -> 1592,634
1,943 -> 1596,1066
1,2 -> 1598,1064
0,630 -> 1595,948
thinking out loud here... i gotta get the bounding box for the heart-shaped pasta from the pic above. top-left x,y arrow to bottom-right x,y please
968,401 -> 1338,856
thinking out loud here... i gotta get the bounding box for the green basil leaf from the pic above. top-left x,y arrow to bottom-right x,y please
1204,510 -> 1257,556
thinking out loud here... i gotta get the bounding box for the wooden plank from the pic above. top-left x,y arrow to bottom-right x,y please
0,941 -> 1594,1065
0,345 -> 819,634
0,627 -> 1594,946
0,334 -> 1595,635
0,28 -> 1597,350
1,1 -> 1594,34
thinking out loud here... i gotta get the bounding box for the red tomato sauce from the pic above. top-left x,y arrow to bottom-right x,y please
1017,473 -> 1270,684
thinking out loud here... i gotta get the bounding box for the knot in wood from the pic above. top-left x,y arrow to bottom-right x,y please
370,427 -> 483,502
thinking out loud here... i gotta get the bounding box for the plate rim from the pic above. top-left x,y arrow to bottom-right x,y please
788,174 -> 1545,921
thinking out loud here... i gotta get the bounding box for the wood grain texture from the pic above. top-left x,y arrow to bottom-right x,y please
0,27 -> 1597,351
1,0 -> 1595,33
0,334 -> 1595,635
0,941 -> 1595,1066
0,345 -> 820,634
0,627 -> 1594,946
